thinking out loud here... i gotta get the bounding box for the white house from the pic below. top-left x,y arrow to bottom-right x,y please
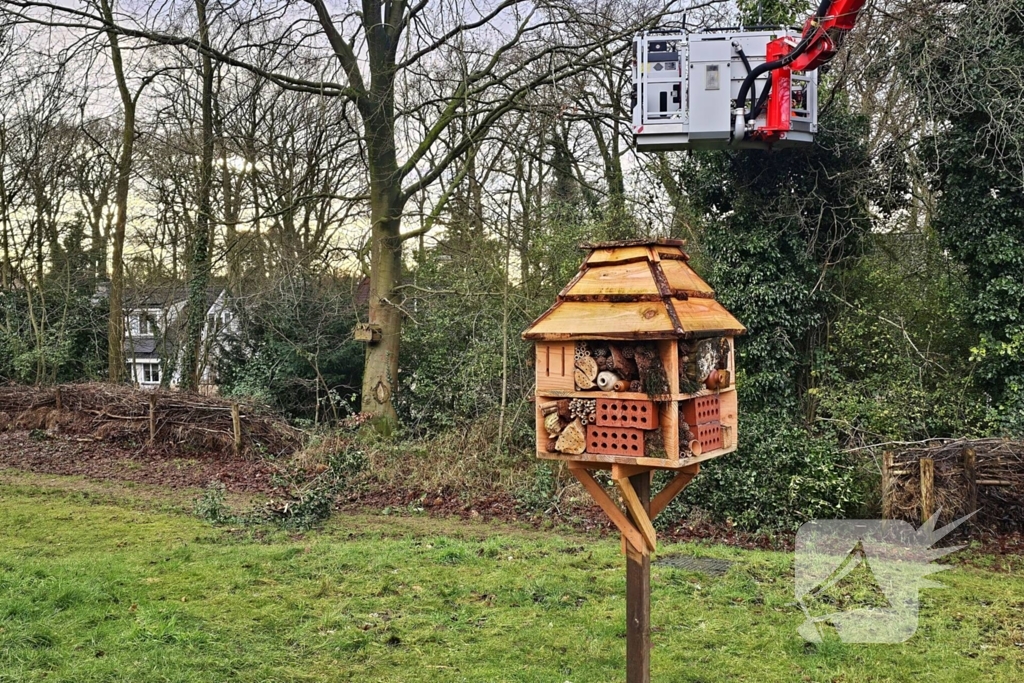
123,286 -> 235,389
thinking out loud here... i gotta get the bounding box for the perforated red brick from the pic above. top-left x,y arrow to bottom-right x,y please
682,395 -> 720,426
595,399 -> 659,430
585,424 -> 645,456
696,422 -> 723,452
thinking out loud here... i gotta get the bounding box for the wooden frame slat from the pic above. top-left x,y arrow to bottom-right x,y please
568,463 -> 647,555
650,465 -> 700,518
614,475 -> 657,552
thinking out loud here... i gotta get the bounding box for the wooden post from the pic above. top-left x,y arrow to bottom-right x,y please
881,450 -> 894,519
231,403 -> 242,457
625,472 -> 650,683
148,394 -> 157,445
919,458 -> 935,524
962,446 -> 977,521
54,386 -> 62,411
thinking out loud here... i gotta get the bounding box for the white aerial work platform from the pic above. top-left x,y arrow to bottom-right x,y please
631,0 -> 866,151
632,29 -> 817,150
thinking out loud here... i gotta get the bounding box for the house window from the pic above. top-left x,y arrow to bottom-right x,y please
137,313 -> 158,336
141,363 -> 161,384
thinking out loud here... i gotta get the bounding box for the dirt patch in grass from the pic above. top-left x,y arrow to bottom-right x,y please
0,431 -> 283,494
339,483 -> 790,551
952,531 -> 1024,572
3,429 -> 1021,558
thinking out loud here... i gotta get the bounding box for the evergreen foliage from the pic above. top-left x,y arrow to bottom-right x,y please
908,3 -> 1024,433
668,105 -> 873,528
217,273 -> 364,424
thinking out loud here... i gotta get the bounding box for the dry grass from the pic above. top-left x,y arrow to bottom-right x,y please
355,417 -> 533,495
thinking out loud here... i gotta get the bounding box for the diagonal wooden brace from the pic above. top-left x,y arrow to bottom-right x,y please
568,462 -> 647,555
613,472 -> 657,553
650,464 -> 700,519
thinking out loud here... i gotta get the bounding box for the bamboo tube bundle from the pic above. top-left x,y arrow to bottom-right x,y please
568,398 -> 597,425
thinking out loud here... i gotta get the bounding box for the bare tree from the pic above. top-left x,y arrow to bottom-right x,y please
97,0 -> 157,382
0,0 -> 680,420
176,0 -> 217,391
71,117 -> 118,280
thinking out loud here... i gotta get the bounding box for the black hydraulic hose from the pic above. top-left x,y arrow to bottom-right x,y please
733,44 -> 758,115
735,0 -> 833,121
749,75 -> 773,121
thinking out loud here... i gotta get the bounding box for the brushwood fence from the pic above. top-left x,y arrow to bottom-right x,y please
881,439 -> 1024,531
0,383 -> 302,458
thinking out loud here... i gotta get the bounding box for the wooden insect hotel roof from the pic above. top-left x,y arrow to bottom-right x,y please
522,239 -> 746,341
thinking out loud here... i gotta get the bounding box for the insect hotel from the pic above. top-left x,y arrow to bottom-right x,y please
522,239 -> 745,682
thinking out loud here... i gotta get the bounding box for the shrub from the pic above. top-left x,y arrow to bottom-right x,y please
678,412 -> 861,531
193,483 -> 234,525
252,437 -> 368,530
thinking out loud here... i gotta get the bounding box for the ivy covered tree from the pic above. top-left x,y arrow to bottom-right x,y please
684,108 -> 872,413
664,100 -> 874,528
904,0 -> 1024,433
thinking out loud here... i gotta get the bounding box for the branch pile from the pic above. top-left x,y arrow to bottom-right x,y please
0,383 -> 302,458
886,438 -> 1024,530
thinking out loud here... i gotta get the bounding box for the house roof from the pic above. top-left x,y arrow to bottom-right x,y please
522,239 -> 745,341
121,285 -> 224,311
128,337 -> 160,356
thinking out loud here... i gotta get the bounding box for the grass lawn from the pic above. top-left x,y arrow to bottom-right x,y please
1,474 -> 1022,682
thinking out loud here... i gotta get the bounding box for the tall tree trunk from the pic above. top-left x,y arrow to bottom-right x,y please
180,0 -> 216,392
90,182 -> 110,280
361,211 -> 403,424
107,117 -> 132,383
214,99 -> 243,294
0,124 -> 11,292
101,0 -> 135,383
359,96 -> 404,424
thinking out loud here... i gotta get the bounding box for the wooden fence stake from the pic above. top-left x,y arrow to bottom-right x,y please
231,403 -> 242,457
919,458 -> 935,523
625,472 -> 651,683
962,447 -> 977,521
148,394 -> 157,445
881,450 -> 894,519
54,386 -> 62,411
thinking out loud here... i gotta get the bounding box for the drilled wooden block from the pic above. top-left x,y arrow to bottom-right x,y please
586,424 -> 645,456
595,399 -> 659,430
696,422 -> 723,452
682,394 -> 720,426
